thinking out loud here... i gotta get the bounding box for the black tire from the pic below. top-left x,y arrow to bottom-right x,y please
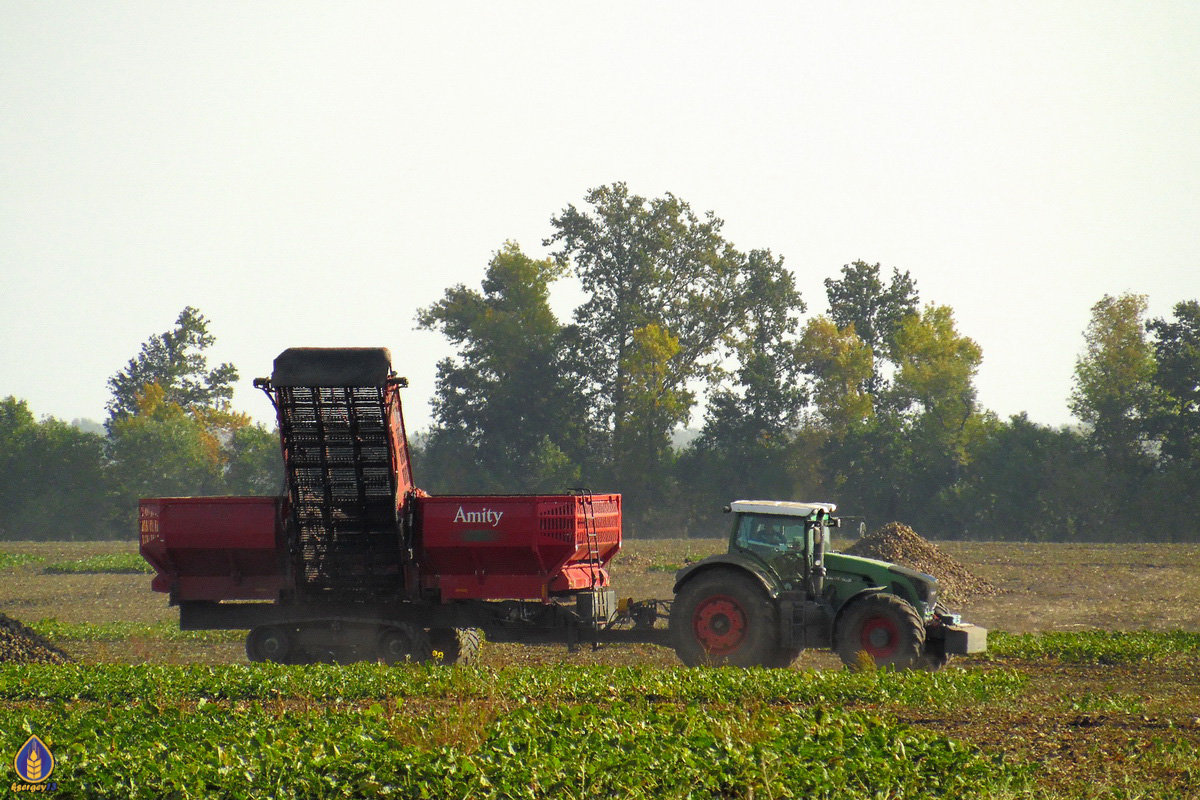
835,593 -> 925,670
428,627 -> 483,666
246,626 -> 292,664
377,624 -> 432,665
670,569 -> 780,667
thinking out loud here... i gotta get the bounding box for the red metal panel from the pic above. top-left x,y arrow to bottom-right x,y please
139,497 -> 287,601
386,384 -> 416,508
415,493 -> 622,600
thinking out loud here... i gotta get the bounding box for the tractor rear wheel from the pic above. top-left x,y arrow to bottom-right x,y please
670,569 -> 780,667
835,593 -> 924,670
376,624 -> 432,665
428,627 -> 483,665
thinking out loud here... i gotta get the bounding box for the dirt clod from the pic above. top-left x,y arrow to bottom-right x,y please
0,612 -> 71,664
844,522 -> 998,604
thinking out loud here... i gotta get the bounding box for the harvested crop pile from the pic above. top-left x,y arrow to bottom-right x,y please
845,522 -> 997,604
0,612 -> 71,664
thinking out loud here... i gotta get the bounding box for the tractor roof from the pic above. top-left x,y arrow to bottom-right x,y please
730,500 -> 837,518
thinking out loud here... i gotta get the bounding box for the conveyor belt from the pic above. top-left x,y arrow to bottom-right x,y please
276,386 -> 402,600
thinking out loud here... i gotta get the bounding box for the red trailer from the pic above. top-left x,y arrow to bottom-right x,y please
141,348 -> 651,664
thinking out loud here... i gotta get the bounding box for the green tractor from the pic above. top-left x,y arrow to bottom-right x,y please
668,501 -> 986,669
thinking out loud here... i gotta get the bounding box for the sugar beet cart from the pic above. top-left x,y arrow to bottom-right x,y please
140,348 -> 985,669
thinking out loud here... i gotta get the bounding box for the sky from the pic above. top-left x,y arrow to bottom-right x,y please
2,2 -> 1198,433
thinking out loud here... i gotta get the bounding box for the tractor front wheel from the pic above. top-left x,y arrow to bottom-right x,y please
835,593 -> 924,670
670,569 -> 780,667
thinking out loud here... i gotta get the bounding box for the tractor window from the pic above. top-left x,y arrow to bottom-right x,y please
735,514 -> 808,561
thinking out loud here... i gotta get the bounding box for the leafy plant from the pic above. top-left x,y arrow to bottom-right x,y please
988,630 -> 1200,665
0,663 -> 1030,799
0,551 -> 45,568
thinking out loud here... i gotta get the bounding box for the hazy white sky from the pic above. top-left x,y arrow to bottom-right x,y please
2,2 -> 1198,432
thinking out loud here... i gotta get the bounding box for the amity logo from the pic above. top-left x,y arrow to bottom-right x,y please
12,734 -> 56,793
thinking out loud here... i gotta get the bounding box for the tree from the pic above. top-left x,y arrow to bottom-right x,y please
1146,300 -> 1200,464
1069,293 -> 1156,466
546,183 -> 768,510
823,260 -> 919,394
107,306 -> 238,427
416,242 -> 585,492
892,305 -> 983,434
106,384 -> 227,501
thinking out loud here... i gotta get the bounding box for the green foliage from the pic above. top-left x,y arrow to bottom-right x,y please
222,424 -> 283,495
42,553 -> 154,574
824,260 -> 919,394
415,242 -> 586,493
797,316 -> 875,433
987,630 -> 1200,664
1070,293 -> 1156,465
0,398 -> 122,540
0,663 -> 1033,799
0,695 -> 1025,800
1146,300 -> 1200,463
547,184 -> 783,526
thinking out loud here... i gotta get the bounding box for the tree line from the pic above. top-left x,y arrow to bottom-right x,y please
0,308 -> 281,540
1,184 -> 1196,541
414,183 -> 1200,542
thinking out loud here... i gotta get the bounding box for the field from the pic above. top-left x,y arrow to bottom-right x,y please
1,537 -> 1198,798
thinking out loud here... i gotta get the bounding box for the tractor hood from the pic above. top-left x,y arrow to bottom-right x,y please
824,551 -> 940,614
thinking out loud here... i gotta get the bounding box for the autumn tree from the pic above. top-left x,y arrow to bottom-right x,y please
106,308 -> 279,514
107,306 -> 238,427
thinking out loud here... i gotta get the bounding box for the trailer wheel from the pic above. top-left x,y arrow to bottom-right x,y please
835,593 -> 924,670
246,626 -> 292,664
377,624 -> 432,665
670,569 -> 779,667
428,628 -> 483,666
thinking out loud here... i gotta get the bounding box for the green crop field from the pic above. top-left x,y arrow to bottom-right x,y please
0,538 -> 1198,798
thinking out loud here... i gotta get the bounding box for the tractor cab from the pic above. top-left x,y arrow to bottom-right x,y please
727,500 -> 835,597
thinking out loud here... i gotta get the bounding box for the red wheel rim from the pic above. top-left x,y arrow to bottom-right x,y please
692,594 -> 748,655
859,615 -> 900,658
